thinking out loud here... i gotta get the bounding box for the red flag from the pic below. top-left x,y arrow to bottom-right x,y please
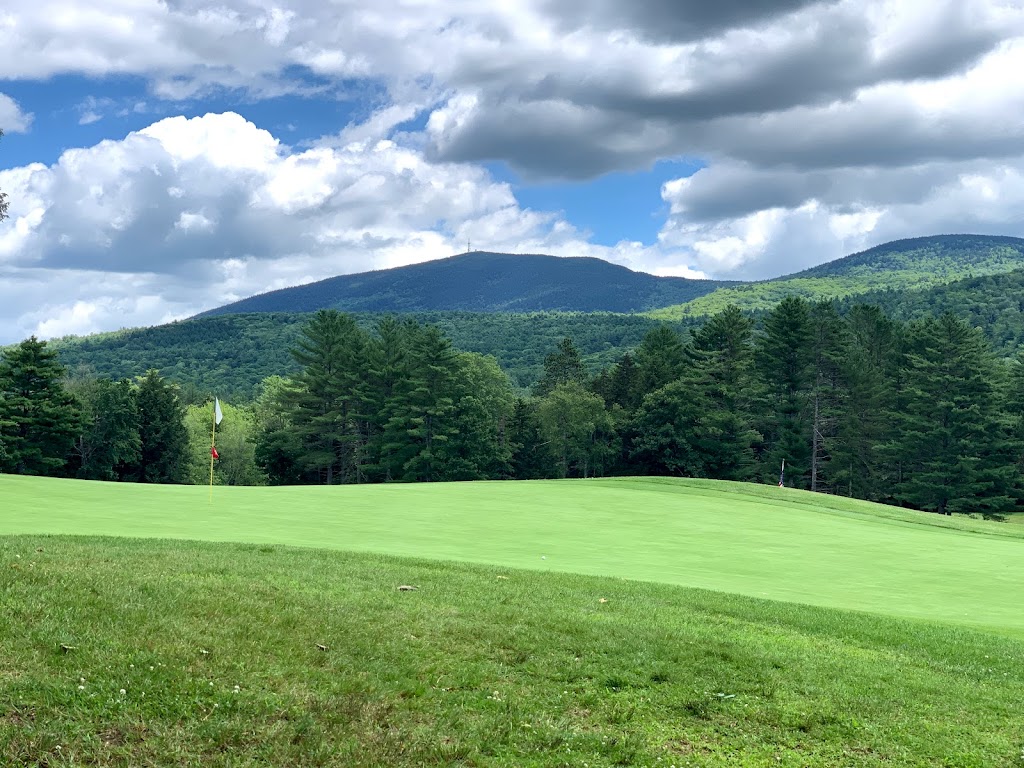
211,446 -> 219,459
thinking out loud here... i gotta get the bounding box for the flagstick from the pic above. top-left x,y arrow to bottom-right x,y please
209,406 -> 217,503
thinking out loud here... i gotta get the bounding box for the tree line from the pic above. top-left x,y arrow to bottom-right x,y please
3,300 -> 1023,517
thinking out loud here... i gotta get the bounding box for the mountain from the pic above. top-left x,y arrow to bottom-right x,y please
650,234 -> 1024,319
198,251 -> 733,317
46,234 -> 1024,399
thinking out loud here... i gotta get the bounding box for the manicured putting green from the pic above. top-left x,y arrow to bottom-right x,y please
4,474 -> 1023,634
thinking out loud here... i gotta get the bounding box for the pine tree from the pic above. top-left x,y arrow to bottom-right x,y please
591,352 -> 641,412
633,326 -> 687,397
894,314 -> 1016,515
830,305 -> 902,501
131,370 -> 190,483
380,324 -> 460,481
0,337 -> 83,476
755,298 -> 813,487
685,305 -> 761,480
441,353 -> 515,480
808,301 -> 847,492
363,316 -> 414,481
507,398 -> 556,479
286,310 -> 370,484
533,337 -> 586,397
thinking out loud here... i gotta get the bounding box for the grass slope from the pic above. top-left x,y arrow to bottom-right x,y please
650,234 -> 1024,319
3,475 -> 1023,635
3,536 -> 1024,766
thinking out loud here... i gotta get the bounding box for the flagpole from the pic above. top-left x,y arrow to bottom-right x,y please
209,403 -> 217,502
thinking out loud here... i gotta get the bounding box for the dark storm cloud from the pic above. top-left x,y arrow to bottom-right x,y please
433,2 -> 1011,180
542,0 -> 830,43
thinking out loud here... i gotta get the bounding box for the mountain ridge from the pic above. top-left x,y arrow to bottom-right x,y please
198,234 -> 1024,319
199,251 -> 734,317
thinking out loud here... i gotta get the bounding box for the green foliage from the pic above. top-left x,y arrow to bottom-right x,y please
0,337 -> 83,475
442,353 -> 516,480
828,305 -> 902,501
47,311 -> 689,396
66,377 -> 141,481
532,337 -> 586,396
132,370 -> 190,484
535,382 -> 616,478
633,325 -> 687,394
893,314 -> 1018,516
379,324 -> 460,482
184,400 -> 264,486
284,310 -> 371,484
651,234 -> 1024,319
755,298 -> 814,487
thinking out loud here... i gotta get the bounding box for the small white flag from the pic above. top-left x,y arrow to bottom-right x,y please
214,398 -> 223,425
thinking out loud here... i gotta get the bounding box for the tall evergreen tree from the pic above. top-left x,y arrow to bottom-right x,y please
363,316 -> 414,480
684,305 -> 761,480
380,324 -> 460,481
633,325 -> 687,397
253,376 -> 306,485
0,337 -> 83,476
507,398 -> 555,480
894,314 -> 1016,515
442,353 -> 516,480
831,305 -> 902,501
533,337 -> 586,397
755,297 -> 814,487
286,310 -> 370,484
591,352 -> 642,412
131,370 -> 190,483
807,300 -> 847,492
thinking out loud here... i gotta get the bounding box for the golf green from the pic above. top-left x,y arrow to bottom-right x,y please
4,474 -> 1022,634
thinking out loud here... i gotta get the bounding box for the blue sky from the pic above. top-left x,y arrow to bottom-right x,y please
1,0 -> 1023,340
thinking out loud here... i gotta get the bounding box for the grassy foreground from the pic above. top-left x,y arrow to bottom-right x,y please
3,475 -> 1024,634
3,535 -> 1024,767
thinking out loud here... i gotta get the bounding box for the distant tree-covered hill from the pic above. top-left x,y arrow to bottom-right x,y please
650,234 -> 1024,318
51,311 -> 693,400
40,235 -> 1024,400
199,251 -> 732,316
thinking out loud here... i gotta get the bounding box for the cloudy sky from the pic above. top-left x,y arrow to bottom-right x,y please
1,0 -> 1023,342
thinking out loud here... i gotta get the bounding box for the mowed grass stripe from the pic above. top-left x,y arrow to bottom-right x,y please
4,475 -> 1023,634
3,536 -> 1024,766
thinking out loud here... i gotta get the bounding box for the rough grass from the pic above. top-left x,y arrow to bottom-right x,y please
3,536 -> 1024,767
3,475 -> 1024,634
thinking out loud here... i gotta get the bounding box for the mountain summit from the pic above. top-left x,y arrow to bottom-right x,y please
198,252 -> 731,317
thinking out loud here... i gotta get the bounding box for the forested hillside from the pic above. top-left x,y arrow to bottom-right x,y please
50,311 -> 691,399
651,234 -> 1024,318
8,300 -> 1024,521
46,256 -> 1024,399
201,251 -> 731,316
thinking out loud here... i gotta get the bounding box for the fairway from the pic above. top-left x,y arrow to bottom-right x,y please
3,474 -> 1023,634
